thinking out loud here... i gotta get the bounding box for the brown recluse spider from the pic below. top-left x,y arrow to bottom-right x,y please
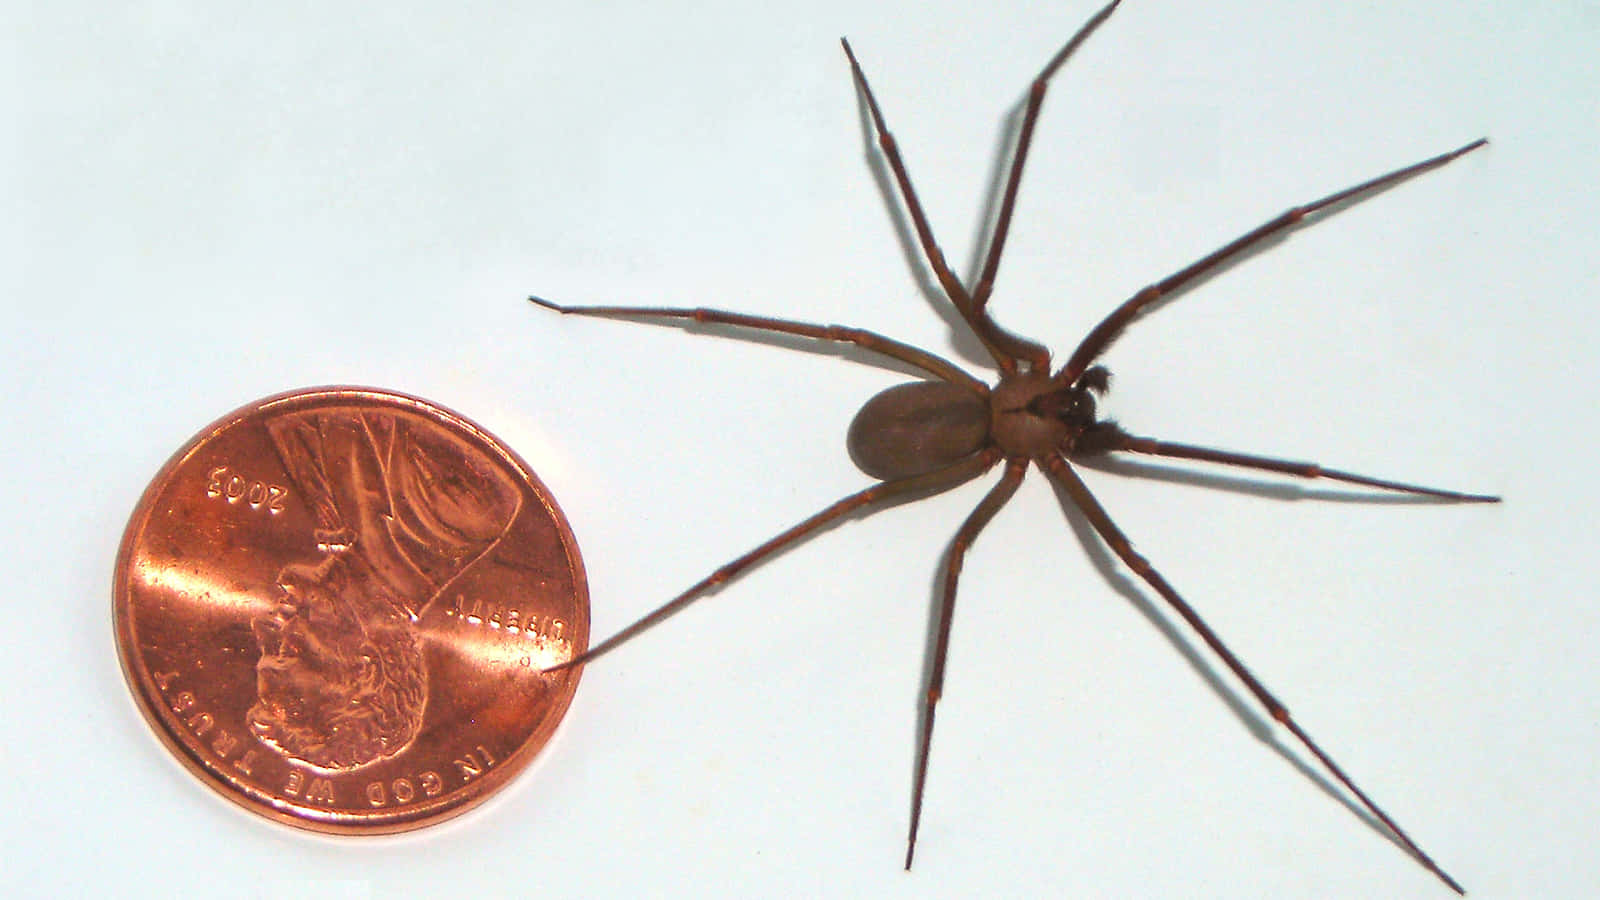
531,1 -> 1495,893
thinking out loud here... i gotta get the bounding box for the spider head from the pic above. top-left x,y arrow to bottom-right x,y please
1020,366 -> 1111,429
989,367 -> 1110,459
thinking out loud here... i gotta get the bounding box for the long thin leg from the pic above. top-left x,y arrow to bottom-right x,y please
972,0 -> 1122,312
1056,138 -> 1488,386
1081,426 -> 1501,502
906,457 -> 1027,870
544,449 -> 1002,673
530,295 -> 987,395
840,40 -> 1046,374
1042,453 -> 1465,895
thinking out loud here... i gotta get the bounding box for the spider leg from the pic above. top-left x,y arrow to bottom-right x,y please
1080,425 -> 1500,502
1041,453 -> 1465,895
1056,138 -> 1488,386
972,0 -> 1122,314
906,457 -> 1027,869
544,449 -> 1002,673
530,295 -> 985,393
840,39 -> 1046,374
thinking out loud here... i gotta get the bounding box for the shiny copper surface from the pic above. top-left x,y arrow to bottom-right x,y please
114,387 -> 587,833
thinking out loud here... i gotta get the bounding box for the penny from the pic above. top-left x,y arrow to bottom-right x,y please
114,387 -> 588,833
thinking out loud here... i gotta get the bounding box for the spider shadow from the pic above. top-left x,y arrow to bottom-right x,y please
996,456 -> 1449,861
846,39 -> 1444,375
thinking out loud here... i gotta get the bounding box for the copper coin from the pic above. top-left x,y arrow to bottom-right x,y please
114,387 -> 588,833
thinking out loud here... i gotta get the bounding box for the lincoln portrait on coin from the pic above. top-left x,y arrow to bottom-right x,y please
248,553 -> 428,770
246,407 -> 522,771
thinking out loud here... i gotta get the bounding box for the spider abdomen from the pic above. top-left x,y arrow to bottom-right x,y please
848,381 -> 989,480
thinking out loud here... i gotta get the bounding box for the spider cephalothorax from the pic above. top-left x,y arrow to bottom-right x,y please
532,1 -> 1494,892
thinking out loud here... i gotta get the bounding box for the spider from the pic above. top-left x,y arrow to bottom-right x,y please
532,1 -> 1494,892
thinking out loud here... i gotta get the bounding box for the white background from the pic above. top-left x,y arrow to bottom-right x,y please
8,1 -> 1597,897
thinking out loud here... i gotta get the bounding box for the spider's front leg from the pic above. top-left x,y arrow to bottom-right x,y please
1056,138 -> 1487,386
1076,421 -> 1500,502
